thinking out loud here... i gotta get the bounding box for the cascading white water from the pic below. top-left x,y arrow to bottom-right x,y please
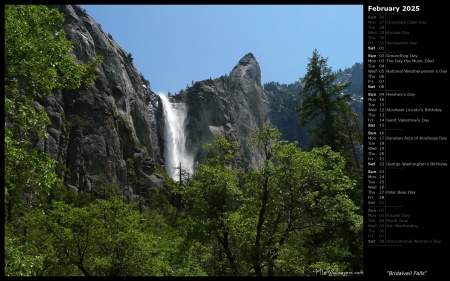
158,93 -> 194,181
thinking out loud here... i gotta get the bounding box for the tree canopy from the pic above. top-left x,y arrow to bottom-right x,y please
179,125 -> 362,276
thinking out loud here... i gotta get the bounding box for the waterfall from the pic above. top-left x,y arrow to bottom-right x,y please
158,93 -> 194,181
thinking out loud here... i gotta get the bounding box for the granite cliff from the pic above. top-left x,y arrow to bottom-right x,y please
178,53 -> 268,169
37,5 -> 165,199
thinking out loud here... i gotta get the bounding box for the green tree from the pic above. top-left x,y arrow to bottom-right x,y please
180,125 -> 362,276
4,5 -> 102,221
92,173 -> 121,200
180,133 -> 243,275
297,49 -> 361,157
125,158 -> 145,211
244,123 -> 281,276
335,101 -> 363,172
5,198 -> 183,276
241,123 -> 362,276
5,5 -> 101,139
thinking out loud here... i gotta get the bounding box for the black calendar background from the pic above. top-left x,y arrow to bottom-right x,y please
363,0 -> 448,278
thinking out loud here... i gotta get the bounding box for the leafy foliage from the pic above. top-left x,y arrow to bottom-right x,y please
180,133 -> 244,275
5,198 -> 186,276
5,5 -> 102,140
180,124 -> 362,276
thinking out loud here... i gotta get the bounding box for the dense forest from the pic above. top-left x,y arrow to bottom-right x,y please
4,5 -> 363,276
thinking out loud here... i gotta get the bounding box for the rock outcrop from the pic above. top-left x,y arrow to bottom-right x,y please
36,5 -> 165,196
182,53 -> 268,169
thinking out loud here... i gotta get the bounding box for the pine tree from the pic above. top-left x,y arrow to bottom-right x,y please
297,49 -> 362,161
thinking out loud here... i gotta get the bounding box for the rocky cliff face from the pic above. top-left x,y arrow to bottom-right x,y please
37,5 -> 165,197
182,53 -> 268,169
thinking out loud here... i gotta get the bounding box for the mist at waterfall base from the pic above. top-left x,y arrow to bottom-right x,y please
158,93 -> 195,181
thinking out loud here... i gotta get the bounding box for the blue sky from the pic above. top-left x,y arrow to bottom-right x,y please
81,4 -> 363,95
